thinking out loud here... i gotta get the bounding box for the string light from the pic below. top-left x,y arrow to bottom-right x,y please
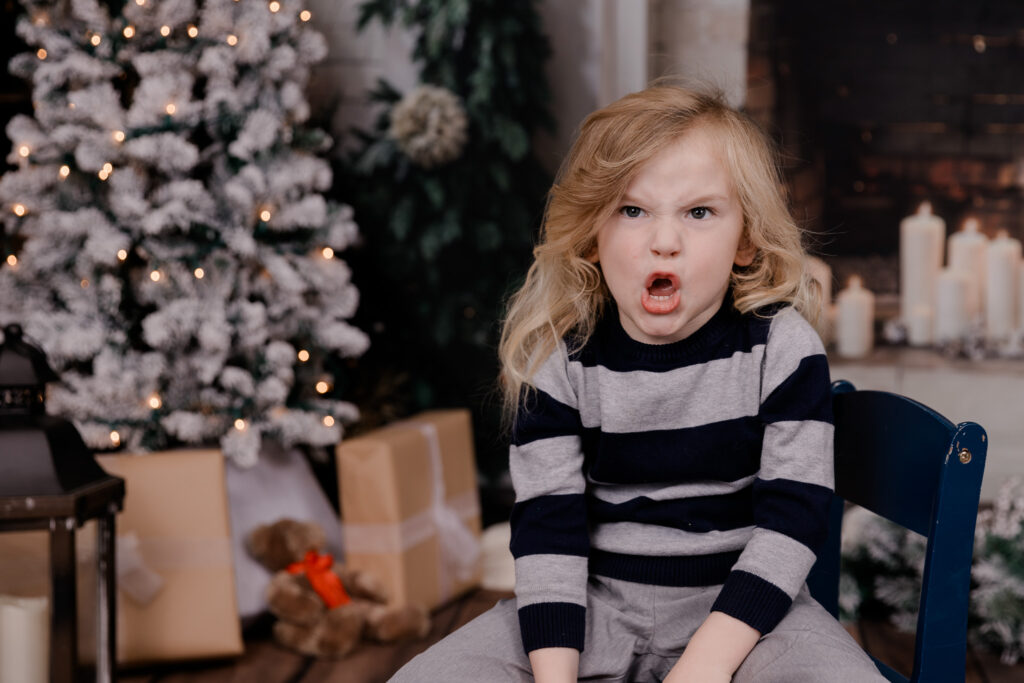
102,162 -> 113,173
259,208 -> 272,222
234,418 -> 247,431
315,380 -> 330,394
36,48 -> 47,60
117,249 -> 128,261
80,279 -> 89,288
297,349 -> 310,362
165,103 -> 177,115
160,25 -> 171,37
269,1 -> 281,13
59,165 -> 70,179
112,130 -> 125,143
226,34 -> 238,46
322,416 -> 335,427
194,267 -> 205,279
6,255 -> 17,267
109,430 -> 121,445
150,269 -> 161,282
98,168 -> 110,181
300,10 -> 312,22
123,25 -> 135,39
321,246 -> 334,259
68,102 -> 76,110
17,145 -> 30,158
90,34 -> 102,47
135,0 -> 146,5
12,204 -> 26,217
148,393 -> 162,409
187,25 -> 198,38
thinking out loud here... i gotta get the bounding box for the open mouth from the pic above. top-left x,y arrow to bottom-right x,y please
642,273 -> 681,314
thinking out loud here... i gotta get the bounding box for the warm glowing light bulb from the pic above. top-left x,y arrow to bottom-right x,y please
160,25 -> 171,37
135,0 -> 146,5
322,415 -> 335,427
259,208 -> 272,222
150,269 -> 161,282
90,34 -> 101,46
17,145 -> 30,158
117,249 -> 128,261
6,255 -> 17,267
226,34 -> 238,46
101,162 -> 113,173
68,102 -> 76,109
110,430 -> 121,445
36,48 -> 47,59
165,103 -> 177,115
315,380 -> 330,394
187,25 -> 198,38
58,165 -> 71,179
321,247 -> 334,259
12,204 -> 26,217
234,418 -> 247,430
300,10 -> 312,21
98,169 -> 109,181
112,130 -> 125,143
80,279 -> 89,288
123,25 -> 135,38
194,267 -> 205,279
148,393 -> 162,409
269,1 -> 281,13
297,349 -> 310,362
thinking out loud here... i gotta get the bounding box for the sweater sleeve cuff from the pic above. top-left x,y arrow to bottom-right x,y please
710,569 -> 793,634
517,602 -> 586,654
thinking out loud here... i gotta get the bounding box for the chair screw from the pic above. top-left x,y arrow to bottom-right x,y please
958,448 -> 972,464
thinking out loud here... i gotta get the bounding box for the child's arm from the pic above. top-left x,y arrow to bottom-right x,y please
528,647 -> 580,683
663,611 -> 760,682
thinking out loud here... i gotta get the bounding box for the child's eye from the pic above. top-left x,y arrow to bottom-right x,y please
619,206 -> 645,219
689,206 -> 713,220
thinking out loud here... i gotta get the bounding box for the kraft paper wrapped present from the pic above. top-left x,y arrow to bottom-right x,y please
0,449 -> 243,664
336,409 -> 482,610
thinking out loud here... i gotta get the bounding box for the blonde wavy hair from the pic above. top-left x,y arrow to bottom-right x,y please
498,84 -> 821,416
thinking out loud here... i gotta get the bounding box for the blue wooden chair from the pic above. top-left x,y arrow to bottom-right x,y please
806,380 -> 988,683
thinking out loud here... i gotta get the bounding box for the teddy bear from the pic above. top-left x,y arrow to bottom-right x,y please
247,518 -> 431,658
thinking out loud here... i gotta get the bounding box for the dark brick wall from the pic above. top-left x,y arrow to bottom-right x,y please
748,0 -> 1024,266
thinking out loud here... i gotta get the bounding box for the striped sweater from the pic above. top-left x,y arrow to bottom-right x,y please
509,300 -> 834,654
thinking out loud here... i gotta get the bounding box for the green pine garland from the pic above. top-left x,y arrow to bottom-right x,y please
339,0 -> 554,482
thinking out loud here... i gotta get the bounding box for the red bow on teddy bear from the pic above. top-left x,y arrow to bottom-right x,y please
287,549 -> 351,608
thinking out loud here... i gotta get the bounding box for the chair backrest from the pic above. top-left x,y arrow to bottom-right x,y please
806,380 -> 987,683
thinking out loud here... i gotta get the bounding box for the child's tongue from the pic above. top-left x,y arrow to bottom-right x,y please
649,278 -> 675,297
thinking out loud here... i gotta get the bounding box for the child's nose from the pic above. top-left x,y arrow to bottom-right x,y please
650,220 -> 681,257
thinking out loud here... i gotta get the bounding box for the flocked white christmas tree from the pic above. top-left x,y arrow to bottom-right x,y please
0,0 -> 368,466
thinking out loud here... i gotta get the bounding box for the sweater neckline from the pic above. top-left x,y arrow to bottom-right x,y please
603,294 -> 740,362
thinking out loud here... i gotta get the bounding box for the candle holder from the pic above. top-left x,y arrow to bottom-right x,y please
0,324 -> 125,683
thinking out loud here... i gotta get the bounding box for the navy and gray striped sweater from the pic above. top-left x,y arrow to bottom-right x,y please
509,299 -> 834,654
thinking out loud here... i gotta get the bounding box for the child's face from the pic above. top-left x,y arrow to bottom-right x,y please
594,126 -> 753,345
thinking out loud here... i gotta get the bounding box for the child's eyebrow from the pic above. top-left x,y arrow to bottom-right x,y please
620,193 -> 731,206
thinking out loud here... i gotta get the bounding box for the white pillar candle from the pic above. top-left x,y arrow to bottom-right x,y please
0,595 -> 49,683
836,275 -> 874,358
985,230 -> 1021,341
947,217 -> 988,322
935,268 -> 970,342
900,202 -> 945,343
906,304 -> 934,347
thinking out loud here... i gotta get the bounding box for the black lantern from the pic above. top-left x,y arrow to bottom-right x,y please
0,324 -> 124,683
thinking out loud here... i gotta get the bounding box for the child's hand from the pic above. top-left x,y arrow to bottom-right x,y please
663,610 -> 759,683
662,659 -> 733,683
528,646 -> 579,683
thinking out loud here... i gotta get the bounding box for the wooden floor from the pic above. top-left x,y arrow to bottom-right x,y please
116,589 -> 1023,682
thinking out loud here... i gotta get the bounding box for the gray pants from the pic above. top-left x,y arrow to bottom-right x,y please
391,575 -> 886,682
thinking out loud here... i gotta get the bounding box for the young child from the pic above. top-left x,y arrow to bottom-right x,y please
391,85 -> 884,682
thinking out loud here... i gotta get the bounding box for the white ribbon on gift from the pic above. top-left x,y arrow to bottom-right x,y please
342,420 -> 481,603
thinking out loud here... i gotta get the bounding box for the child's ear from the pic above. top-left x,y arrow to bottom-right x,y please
734,236 -> 756,267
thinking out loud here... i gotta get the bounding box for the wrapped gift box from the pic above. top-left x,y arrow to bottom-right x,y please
0,449 -> 243,664
336,409 -> 482,610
